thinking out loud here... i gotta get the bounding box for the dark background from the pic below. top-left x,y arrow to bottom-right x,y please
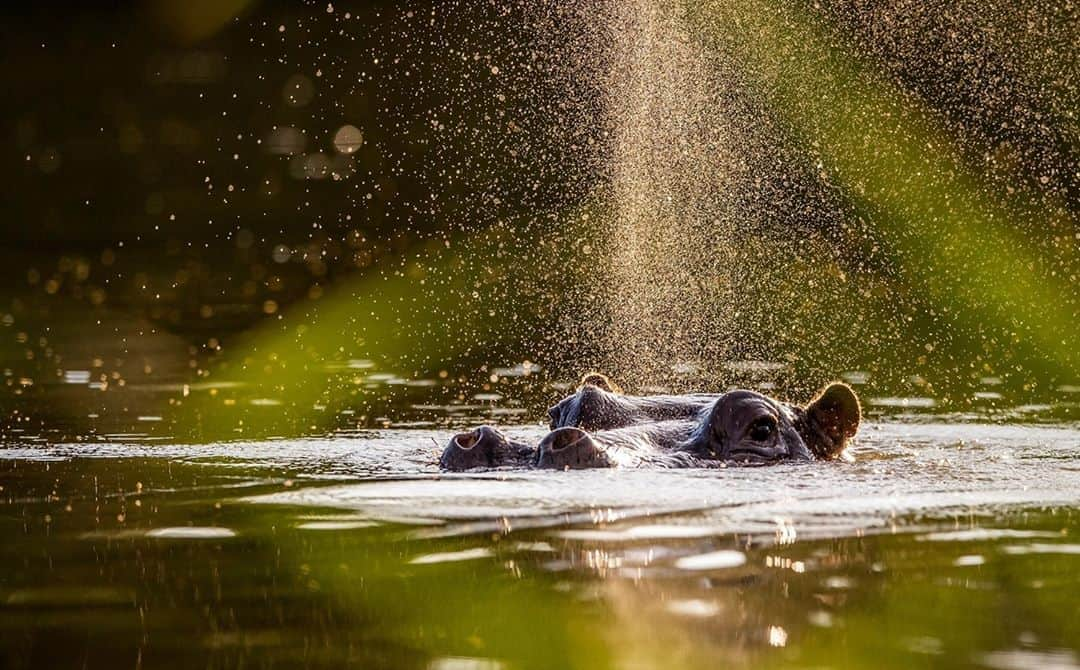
0,0 -> 1076,439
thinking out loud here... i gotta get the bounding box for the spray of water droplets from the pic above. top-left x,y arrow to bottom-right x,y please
577,1 -> 746,387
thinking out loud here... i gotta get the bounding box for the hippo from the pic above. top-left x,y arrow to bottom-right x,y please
440,374 -> 861,470
546,373 -> 719,431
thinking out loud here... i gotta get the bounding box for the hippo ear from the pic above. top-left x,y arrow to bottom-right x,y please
798,383 -> 861,459
579,372 -> 622,394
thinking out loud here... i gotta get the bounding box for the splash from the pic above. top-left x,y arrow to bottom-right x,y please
591,0 -> 744,388
550,0 -> 831,391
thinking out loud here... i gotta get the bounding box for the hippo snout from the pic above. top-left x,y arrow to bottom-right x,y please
536,427 -> 610,469
440,425 -> 512,471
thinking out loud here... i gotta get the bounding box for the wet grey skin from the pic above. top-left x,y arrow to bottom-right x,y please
537,383 -> 860,468
440,376 -> 861,471
546,373 -> 719,432
441,373 -> 716,471
439,425 -> 534,471
536,420 -> 709,469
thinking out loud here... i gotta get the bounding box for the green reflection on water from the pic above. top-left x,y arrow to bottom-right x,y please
1,456 -> 1076,669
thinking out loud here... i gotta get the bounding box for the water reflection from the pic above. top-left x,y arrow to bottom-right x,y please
1,417 -> 1077,668
4,350 -> 1080,444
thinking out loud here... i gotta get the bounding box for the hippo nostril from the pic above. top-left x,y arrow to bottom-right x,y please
441,426 -> 512,471
548,427 -> 588,452
452,429 -> 481,451
537,427 -> 607,469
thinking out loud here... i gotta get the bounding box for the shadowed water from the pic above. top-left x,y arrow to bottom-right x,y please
2,417 -> 1078,669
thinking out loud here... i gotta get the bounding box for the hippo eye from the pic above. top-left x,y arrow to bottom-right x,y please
748,417 -> 777,442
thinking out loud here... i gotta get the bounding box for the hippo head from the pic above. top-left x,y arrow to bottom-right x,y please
690,383 -> 861,463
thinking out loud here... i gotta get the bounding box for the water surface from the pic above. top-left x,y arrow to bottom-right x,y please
2,418 -> 1078,669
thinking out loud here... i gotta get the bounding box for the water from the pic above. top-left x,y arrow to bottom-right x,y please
2,1 -> 1077,668
3,413 -> 1078,669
